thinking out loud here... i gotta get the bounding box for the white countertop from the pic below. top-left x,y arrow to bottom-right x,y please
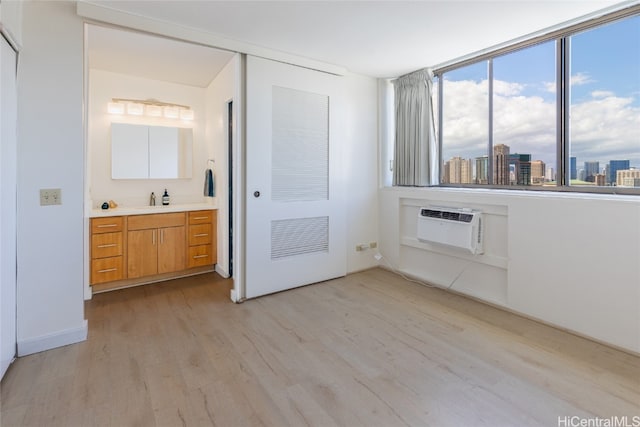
89,202 -> 217,218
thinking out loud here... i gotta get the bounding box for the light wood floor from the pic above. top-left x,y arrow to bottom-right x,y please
1,268 -> 639,426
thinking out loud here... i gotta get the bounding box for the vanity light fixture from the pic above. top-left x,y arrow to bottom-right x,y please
107,101 -> 125,115
145,104 -> 163,117
126,102 -> 144,116
163,105 -> 180,119
107,98 -> 194,121
179,108 -> 195,121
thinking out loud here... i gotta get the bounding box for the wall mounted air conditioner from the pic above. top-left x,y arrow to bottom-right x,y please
417,207 -> 484,254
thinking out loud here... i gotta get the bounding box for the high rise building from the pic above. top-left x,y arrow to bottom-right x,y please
509,153 -> 531,186
475,156 -> 488,184
442,161 -> 450,184
584,161 -> 599,182
617,169 -> 640,187
609,160 -> 630,186
578,169 -> 586,181
545,167 -> 555,182
530,160 -> 545,185
570,157 -> 577,180
622,178 -> 640,187
461,158 -> 473,184
445,157 -> 473,184
493,144 -> 510,185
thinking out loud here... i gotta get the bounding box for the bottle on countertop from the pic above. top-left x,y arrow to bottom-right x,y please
162,189 -> 170,206
150,192 -> 156,206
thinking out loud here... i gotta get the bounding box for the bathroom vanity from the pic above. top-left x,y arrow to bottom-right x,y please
89,205 -> 216,293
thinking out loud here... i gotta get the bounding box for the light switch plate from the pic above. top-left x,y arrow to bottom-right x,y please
40,188 -> 62,206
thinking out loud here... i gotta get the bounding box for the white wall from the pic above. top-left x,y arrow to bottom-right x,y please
88,69 -> 210,208
16,1 -> 86,355
0,0 -> 22,48
379,187 -> 640,353
343,73 -> 380,273
204,55 -> 238,277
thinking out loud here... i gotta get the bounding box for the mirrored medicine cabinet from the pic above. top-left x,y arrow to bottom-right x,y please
111,122 -> 193,179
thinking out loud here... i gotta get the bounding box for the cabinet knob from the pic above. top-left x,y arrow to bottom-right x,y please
253,191 -> 260,198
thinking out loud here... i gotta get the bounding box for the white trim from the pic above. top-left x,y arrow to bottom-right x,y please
234,54 -> 246,302
17,321 -> 88,356
76,1 -> 347,76
214,264 -> 229,279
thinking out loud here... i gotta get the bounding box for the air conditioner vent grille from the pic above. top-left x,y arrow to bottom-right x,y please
420,209 -> 473,223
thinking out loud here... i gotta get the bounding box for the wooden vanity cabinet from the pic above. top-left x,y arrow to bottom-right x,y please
188,210 -> 217,268
127,212 -> 186,278
90,209 -> 216,292
90,216 -> 125,284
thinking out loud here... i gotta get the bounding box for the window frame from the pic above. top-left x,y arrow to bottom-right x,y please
434,5 -> 640,195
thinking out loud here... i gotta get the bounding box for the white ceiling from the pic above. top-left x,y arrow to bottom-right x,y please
87,25 -> 236,87
87,0 -> 632,84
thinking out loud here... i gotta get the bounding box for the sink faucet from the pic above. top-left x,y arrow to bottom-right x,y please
150,192 -> 156,206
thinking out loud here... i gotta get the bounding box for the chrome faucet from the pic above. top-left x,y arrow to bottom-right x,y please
150,192 -> 156,206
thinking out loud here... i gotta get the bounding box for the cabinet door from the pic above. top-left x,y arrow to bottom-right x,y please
158,226 -> 185,274
111,123 -> 149,179
91,232 -> 123,258
189,223 -> 212,246
149,126 -> 179,179
128,229 -> 157,278
91,257 -> 124,284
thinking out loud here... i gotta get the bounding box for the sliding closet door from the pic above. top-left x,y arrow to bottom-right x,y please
244,56 -> 346,299
0,34 -> 18,379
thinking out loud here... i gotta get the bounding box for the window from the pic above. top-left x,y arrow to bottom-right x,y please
493,41 -> 556,186
441,62 -> 488,185
569,15 -> 640,187
437,10 -> 639,193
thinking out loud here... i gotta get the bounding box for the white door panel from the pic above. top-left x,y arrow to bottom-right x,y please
1,36 -> 18,379
245,56 -> 345,299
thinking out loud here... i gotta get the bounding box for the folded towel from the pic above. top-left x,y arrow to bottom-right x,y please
204,168 -> 215,197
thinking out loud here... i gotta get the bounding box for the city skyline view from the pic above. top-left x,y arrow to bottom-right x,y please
438,14 -> 639,185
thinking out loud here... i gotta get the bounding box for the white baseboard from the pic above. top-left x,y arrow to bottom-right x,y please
215,264 -> 230,278
17,320 -> 88,356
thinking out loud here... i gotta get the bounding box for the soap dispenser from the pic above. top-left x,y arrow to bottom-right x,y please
150,192 -> 156,206
162,189 -> 170,206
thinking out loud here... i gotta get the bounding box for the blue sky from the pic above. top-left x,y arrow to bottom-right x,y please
441,14 -> 640,172
571,15 -> 640,107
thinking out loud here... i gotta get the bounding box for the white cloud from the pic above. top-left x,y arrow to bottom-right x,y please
591,90 -> 615,99
543,81 -> 556,93
493,80 -> 524,96
571,72 -> 595,87
570,95 -> 640,165
441,79 -> 640,168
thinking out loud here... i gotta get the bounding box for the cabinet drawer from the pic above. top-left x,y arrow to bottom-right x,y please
91,256 -> 124,284
189,210 -> 214,225
189,224 -> 212,246
188,245 -> 211,268
128,212 -> 185,230
91,232 -> 123,259
91,216 -> 124,234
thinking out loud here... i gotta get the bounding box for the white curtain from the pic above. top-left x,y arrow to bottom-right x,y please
393,69 -> 436,186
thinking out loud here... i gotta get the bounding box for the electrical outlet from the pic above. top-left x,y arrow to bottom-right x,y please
355,244 -> 367,252
369,242 -> 377,249
40,188 -> 62,206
